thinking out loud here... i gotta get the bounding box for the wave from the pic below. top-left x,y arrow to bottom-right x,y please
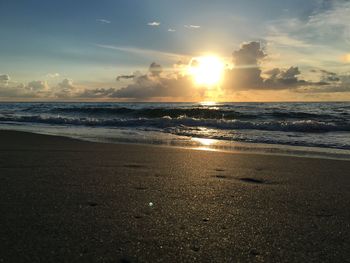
48,106 -> 341,121
1,115 -> 349,133
50,106 -> 247,119
50,106 -> 135,115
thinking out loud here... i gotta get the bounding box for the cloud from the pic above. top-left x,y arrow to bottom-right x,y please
0,84 -> 24,98
0,77 -> 86,99
265,34 -> 312,48
319,70 -> 341,82
26,80 -> 49,92
306,1 -> 350,44
267,1 -> 350,47
264,67 -> 332,89
46,73 -> 60,78
297,85 -> 350,93
147,21 -> 160,26
116,74 -> 135,81
57,79 -> 74,90
91,41 -> 350,100
24,80 -> 50,97
264,67 -> 310,88
96,44 -> 188,60
0,80 -> 50,98
79,88 -> 115,99
184,25 -> 200,29
265,0 -> 350,70
80,62 -> 205,100
148,62 -> 162,77
168,28 -> 176,32
113,64 -> 192,99
0,74 -> 10,84
233,41 -> 267,67
297,72 -> 350,93
55,79 -> 78,98
111,76 -> 203,100
2,40 -> 349,101
96,19 -> 111,24
223,41 -> 331,91
223,41 -> 265,90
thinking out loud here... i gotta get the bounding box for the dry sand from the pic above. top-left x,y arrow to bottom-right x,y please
0,130 -> 349,262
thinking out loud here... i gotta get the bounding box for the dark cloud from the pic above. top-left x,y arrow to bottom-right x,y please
310,69 -> 341,82
223,41 -> 265,90
112,75 -> 163,98
223,41 -> 331,91
116,75 -> 135,81
149,62 -> 162,77
297,73 -> 350,93
0,74 -> 10,84
112,62 -> 199,99
264,66 -> 310,87
112,75 -> 202,99
318,69 -> 341,82
233,41 -> 266,66
233,42 -> 266,87
116,63 -> 162,81
82,62 -> 205,100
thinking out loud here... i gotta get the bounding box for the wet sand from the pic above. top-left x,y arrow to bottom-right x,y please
0,130 -> 349,262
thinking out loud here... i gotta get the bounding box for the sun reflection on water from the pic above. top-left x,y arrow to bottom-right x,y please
192,137 -> 218,151
200,101 -> 217,106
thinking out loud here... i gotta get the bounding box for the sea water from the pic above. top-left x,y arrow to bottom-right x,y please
1,102 -> 349,159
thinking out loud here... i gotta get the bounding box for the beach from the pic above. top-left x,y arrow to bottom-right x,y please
0,130 -> 349,262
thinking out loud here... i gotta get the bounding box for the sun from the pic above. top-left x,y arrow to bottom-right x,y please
188,56 -> 224,86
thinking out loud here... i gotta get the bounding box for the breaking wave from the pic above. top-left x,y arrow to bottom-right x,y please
0,115 -> 349,133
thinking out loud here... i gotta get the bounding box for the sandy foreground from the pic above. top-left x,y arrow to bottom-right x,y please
0,130 -> 349,262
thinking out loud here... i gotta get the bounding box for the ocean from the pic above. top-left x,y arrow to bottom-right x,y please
1,102 -> 350,159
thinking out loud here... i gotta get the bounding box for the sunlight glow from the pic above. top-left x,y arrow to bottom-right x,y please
188,56 -> 224,86
200,101 -> 217,106
342,53 -> 350,63
192,137 -> 216,146
192,137 -> 218,152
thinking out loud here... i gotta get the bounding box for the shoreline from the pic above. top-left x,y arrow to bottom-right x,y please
1,126 -> 350,161
0,129 -> 350,262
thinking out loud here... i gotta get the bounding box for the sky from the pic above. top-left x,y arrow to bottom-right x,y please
0,0 -> 349,101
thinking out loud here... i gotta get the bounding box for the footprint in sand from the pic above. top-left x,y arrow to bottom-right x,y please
239,177 -> 266,184
215,175 -> 228,179
134,186 -> 148,190
123,164 -> 147,169
214,175 -> 272,185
